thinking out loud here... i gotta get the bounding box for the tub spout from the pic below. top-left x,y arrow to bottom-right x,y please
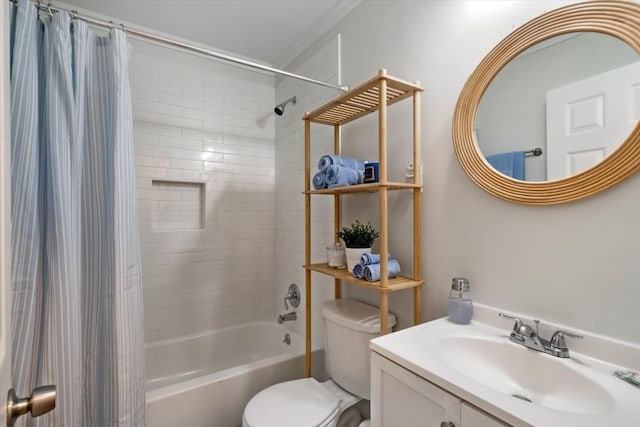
277,311 -> 297,324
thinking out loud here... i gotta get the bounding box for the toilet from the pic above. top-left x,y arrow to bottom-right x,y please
242,299 -> 396,427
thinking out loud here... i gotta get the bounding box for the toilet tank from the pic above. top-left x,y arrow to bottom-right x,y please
321,299 -> 397,400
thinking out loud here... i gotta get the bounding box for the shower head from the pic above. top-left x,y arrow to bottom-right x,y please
274,96 -> 296,116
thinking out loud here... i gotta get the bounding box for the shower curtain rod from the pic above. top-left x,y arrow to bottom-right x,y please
12,0 -> 350,93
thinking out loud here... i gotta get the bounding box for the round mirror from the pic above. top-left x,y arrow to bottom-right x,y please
477,32 -> 639,182
453,1 -> 640,205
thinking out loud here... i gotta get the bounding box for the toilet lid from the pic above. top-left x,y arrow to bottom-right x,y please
243,378 -> 341,427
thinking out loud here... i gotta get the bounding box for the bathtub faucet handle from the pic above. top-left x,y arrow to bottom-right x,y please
282,333 -> 291,345
283,283 -> 300,310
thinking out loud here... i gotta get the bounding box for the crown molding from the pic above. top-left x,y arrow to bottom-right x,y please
273,0 -> 361,70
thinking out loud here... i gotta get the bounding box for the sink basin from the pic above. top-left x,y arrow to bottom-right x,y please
370,311 -> 640,427
435,335 -> 615,414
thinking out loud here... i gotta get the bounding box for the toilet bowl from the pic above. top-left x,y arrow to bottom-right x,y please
242,299 -> 396,427
242,378 -> 360,427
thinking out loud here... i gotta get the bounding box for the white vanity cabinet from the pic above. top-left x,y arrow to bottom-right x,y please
461,403 -> 510,427
371,352 -> 509,427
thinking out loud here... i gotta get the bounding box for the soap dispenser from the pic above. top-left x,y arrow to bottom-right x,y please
448,277 -> 473,324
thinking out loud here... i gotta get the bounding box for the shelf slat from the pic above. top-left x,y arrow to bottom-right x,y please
304,263 -> 424,292
303,72 -> 423,126
306,182 -> 422,195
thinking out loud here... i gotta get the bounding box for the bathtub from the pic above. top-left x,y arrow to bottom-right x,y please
145,322 -> 322,427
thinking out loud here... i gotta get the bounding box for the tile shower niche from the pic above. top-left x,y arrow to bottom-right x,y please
151,180 -> 205,231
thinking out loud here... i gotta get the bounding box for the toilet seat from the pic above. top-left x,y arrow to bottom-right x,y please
243,378 -> 341,427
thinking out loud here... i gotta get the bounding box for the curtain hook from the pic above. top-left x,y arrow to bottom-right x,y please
71,10 -> 78,21
46,3 -> 53,17
120,23 -> 126,32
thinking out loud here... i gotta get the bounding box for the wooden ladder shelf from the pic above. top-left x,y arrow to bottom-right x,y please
303,69 -> 424,376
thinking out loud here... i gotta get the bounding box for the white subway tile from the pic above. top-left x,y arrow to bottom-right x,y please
182,84 -> 206,99
162,169 -> 181,180
133,110 -> 157,123
133,40 -> 277,342
181,149 -> 223,163
158,135 -> 203,151
131,85 -> 159,102
136,166 -> 169,179
180,170 -> 210,181
134,99 -> 182,116
133,133 -> 158,149
169,158 -> 204,171
135,143 -> 182,159
134,76 -> 181,95
158,114 -> 204,131
135,156 -> 171,168
182,108 -> 208,121
158,92 -> 204,110
224,153 -> 274,168
136,121 -> 183,137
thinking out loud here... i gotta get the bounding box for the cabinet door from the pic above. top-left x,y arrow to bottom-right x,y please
461,403 -> 511,427
371,352 -> 461,427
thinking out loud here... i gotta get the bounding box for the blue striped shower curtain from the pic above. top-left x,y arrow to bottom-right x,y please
10,0 -> 144,425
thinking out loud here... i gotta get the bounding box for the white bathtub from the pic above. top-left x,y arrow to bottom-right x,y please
145,322 -> 322,427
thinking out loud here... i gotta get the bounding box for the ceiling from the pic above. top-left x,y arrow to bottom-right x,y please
60,0 -> 361,67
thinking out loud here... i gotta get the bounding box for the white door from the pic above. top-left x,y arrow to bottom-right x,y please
1,4 -> 56,426
546,61 -> 640,180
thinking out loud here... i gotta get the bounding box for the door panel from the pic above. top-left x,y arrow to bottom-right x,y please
371,352 -> 461,427
461,403 -> 510,427
546,61 -> 640,180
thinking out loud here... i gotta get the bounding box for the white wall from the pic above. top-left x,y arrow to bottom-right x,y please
130,41 -> 277,342
291,0 -> 640,344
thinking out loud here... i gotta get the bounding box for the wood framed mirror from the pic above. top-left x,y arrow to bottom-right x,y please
452,1 -> 640,205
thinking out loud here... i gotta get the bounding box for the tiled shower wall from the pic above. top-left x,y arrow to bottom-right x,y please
130,41 -> 277,342
275,36 -> 341,347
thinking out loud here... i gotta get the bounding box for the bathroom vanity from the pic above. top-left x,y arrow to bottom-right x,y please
369,304 -> 640,427
370,351 -> 507,427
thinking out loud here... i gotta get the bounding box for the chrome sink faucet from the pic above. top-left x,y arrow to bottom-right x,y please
499,313 -> 583,358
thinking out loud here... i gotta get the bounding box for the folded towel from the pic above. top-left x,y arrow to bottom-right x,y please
486,151 -> 525,180
318,154 -> 366,172
363,259 -> 401,282
313,171 -> 327,190
325,165 -> 364,188
352,263 -> 364,279
360,253 -> 391,266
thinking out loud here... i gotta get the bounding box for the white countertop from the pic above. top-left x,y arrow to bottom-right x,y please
370,304 -> 640,427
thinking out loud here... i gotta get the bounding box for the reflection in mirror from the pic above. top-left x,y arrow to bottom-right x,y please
476,32 -> 640,182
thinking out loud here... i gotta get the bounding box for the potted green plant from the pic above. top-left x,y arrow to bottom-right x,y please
337,219 -> 380,272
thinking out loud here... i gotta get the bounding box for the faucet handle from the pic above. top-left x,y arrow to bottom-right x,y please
498,312 -> 523,332
549,330 -> 583,350
283,283 -> 300,310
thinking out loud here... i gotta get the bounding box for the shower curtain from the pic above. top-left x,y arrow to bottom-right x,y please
9,0 -> 144,425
